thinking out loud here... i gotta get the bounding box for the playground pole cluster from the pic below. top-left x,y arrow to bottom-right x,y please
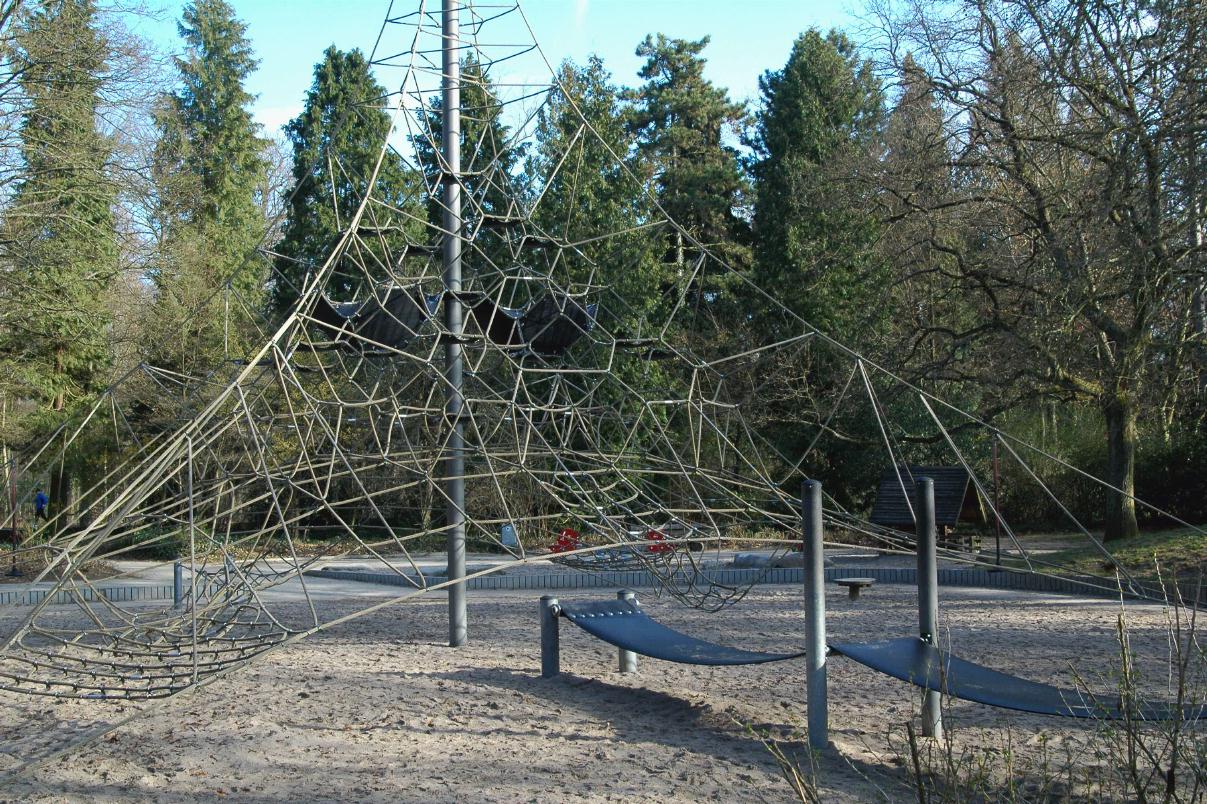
801,476 -> 942,749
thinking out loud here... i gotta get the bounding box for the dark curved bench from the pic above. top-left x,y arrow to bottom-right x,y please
541,595 -> 1202,721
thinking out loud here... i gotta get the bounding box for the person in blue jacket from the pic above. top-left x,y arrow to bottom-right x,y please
34,488 -> 48,520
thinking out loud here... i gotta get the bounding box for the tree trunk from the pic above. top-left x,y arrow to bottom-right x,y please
53,346 -> 65,412
1102,394 -> 1139,541
50,461 -> 72,534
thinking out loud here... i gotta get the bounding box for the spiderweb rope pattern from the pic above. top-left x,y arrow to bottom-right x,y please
0,0 -> 1200,706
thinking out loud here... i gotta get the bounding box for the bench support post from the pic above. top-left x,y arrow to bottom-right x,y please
617,589 -> 638,673
802,480 -> 828,749
540,595 -> 560,678
916,476 -> 943,739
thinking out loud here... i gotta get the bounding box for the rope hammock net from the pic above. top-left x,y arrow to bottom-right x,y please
0,0 -> 1200,706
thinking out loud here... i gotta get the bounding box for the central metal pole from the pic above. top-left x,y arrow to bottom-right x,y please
802,480 -> 828,750
442,0 -> 467,648
916,476 -> 942,739
187,436 -> 198,684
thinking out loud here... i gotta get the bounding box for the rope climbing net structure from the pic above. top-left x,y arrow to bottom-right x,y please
0,0 -> 1202,706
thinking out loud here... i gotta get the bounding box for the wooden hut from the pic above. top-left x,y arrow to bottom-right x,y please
868,466 -> 984,551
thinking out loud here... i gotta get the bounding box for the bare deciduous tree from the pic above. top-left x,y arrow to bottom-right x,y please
872,0 -> 1207,539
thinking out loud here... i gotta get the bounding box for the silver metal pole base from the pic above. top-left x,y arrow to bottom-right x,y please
802,480 -> 828,750
540,595 -> 560,678
617,590 -> 638,673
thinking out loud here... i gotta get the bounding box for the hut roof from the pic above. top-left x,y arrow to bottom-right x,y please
868,466 -> 981,529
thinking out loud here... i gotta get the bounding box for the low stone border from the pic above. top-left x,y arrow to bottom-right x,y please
0,584 -> 174,607
305,564 -> 1204,605
2,564 -> 1195,609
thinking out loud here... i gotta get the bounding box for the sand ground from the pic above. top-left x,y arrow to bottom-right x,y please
0,582 -> 1196,802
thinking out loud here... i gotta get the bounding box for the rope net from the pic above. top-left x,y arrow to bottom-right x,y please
0,0 -> 1200,702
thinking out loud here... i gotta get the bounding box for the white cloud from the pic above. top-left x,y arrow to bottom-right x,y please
574,0 -> 589,31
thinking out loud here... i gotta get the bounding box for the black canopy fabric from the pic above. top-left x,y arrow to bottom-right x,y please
463,293 -> 524,346
311,295 -> 361,333
519,295 -> 598,355
309,285 -> 438,350
559,599 -> 805,665
356,286 -> 439,348
463,292 -> 597,355
829,638 -> 1202,721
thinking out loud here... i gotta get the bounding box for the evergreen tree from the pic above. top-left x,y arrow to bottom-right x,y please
1,0 -> 116,414
153,0 -> 267,295
146,0 -> 268,376
625,34 -> 749,272
274,46 -> 421,311
413,55 -> 525,230
739,30 -> 887,495
526,57 -> 661,317
748,29 -> 885,343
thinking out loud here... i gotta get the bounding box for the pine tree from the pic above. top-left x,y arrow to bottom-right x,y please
527,57 -> 661,317
413,55 -> 525,230
0,0 -> 118,522
146,0 -> 269,376
1,0 -> 116,414
748,29 -> 885,343
154,0 -> 267,294
274,46 -> 421,311
739,30 -> 887,496
625,34 -> 749,272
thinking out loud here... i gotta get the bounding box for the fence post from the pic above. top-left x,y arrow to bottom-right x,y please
173,560 -> 184,609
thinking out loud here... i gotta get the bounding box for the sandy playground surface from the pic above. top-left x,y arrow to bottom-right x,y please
0,580 -> 1195,802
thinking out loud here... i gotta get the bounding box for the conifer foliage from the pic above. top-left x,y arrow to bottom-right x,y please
526,57 -> 660,313
2,0 -> 116,414
147,0 -> 268,376
274,46 -> 419,310
748,29 -> 884,342
626,35 -> 749,270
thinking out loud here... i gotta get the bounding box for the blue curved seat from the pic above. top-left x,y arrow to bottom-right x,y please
559,598 -> 1202,721
559,599 -> 804,665
830,638 -> 1202,720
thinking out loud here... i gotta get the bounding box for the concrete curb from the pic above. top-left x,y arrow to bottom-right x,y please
3,564 -> 1196,608
0,584 -> 175,607
303,564 -> 1196,603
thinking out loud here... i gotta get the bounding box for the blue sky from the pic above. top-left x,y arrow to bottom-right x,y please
133,1 -> 859,136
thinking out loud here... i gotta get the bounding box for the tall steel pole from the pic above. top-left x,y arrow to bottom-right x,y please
7,457 -> 20,577
915,477 -> 942,739
442,0 -> 467,647
802,480 -> 828,750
